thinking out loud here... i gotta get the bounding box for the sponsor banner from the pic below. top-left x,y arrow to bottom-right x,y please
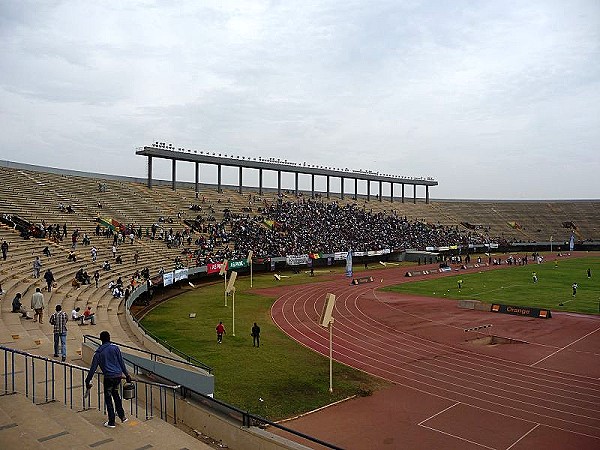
426,246 -> 435,252
174,268 -> 188,282
491,303 -> 552,319
489,243 -> 499,249
438,246 -> 450,251
439,267 -> 452,272
163,272 -> 174,287
286,254 -> 310,266
207,262 -> 224,274
334,252 -> 348,260
229,259 -> 248,270
353,251 -> 366,257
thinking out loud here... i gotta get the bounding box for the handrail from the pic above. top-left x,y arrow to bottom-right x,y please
83,334 -> 212,374
1,345 -> 181,425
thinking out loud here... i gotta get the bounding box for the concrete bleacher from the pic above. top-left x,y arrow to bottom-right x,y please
1,161 -> 599,450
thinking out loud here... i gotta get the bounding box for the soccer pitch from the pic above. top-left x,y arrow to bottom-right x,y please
384,255 -> 600,315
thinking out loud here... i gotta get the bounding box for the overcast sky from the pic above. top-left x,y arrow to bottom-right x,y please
1,0 -> 599,199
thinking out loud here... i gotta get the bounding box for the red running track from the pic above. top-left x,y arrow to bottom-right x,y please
270,262 -> 600,450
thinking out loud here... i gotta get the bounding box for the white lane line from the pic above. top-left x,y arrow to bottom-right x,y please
418,401 -> 460,426
419,424 -> 498,450
505,423 -> 540,450
531,326 -> 600,367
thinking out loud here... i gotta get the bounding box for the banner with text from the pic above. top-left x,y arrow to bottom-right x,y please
286,254 -> 310,266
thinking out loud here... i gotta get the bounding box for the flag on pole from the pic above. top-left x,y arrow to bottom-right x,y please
345,249 -> 353,277
569,233 -> 575,251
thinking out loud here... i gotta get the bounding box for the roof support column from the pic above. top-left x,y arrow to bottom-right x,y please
402,183 -> 405,203
426,185 -> 430,204
326,175 -> 330,199
340,177 -> 344,200
413,184 -> 416,204
217,164 -> 222,193
259,168 -> 263,196
379,180 -> 383,202
194,162 -> 199,197
238,166 -> 243,194
294,172 -> 299,196
354,178 -> 358,200
367,180 -> 370,201
147,156 -> 153,189
311,174 -> 315,198
277,170 -> 281,196
171,159 -> 176,190
390,182 -> 394,203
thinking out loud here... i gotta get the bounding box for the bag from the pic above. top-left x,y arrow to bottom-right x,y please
49,314 -> 55,325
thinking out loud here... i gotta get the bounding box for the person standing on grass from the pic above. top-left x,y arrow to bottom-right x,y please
31,287 -> 45,323
588,268 -> 592,278
216,321 -> 226,343
85,331 -> 131,428
49,304 -> 68,361
572,282 -> 578,297
251,322 -> 261,347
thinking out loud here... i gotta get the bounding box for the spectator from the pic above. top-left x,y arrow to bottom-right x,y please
1,240 -> 8,260
44,268 -> 55,292
82,306 -> 96,325
32,256 -> 42,278
31,287 -> 45,323
49,304 -> 68,362
67,251 -> 77,262
43,246 -> 51,257
12,293 -> 30,318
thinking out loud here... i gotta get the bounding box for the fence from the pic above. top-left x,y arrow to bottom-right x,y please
1,345 -> 180,424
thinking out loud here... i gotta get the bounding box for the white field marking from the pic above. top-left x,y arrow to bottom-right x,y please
418,424 -> 497,450
531,326 -> 600,367
418,402 -> 460,426
505,423 -> 540,450
369,288 -> 600,384
271,283 -> 600,441
470,284 -> 527,297
276,289 -> 600,424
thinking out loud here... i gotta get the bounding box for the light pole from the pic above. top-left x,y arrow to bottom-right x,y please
319,293 -> 336,393
226,271 -> 238,336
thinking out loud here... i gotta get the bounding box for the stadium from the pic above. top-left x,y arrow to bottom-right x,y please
0,152 -> 598,449
2,2 -> 599,449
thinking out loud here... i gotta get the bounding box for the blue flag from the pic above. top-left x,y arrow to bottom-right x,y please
345,250 -> 353,277
569,233 -> 575,251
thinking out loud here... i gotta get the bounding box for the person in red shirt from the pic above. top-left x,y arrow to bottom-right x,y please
216,321 -> 226,344
83,306 -> 96,325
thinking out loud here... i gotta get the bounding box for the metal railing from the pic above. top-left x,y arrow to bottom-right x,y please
0,345 -> 181,424
83,334 -> 211,374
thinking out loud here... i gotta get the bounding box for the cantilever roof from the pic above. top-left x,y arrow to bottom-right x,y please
136,146 -> 438,187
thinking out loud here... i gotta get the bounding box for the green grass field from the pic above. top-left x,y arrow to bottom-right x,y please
384,256 -> 600,314
140,270 -> 389,420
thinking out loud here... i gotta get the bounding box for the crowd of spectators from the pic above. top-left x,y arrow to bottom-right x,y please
153,197 -> 501,263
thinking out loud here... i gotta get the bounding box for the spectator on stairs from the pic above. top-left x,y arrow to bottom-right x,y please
12,293 -> 30,318
44,268 -> 55,292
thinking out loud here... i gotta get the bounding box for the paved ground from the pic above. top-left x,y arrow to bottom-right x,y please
269,254 -> 600,449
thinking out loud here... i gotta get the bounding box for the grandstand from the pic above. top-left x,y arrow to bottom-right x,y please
0,159 -> 599,449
